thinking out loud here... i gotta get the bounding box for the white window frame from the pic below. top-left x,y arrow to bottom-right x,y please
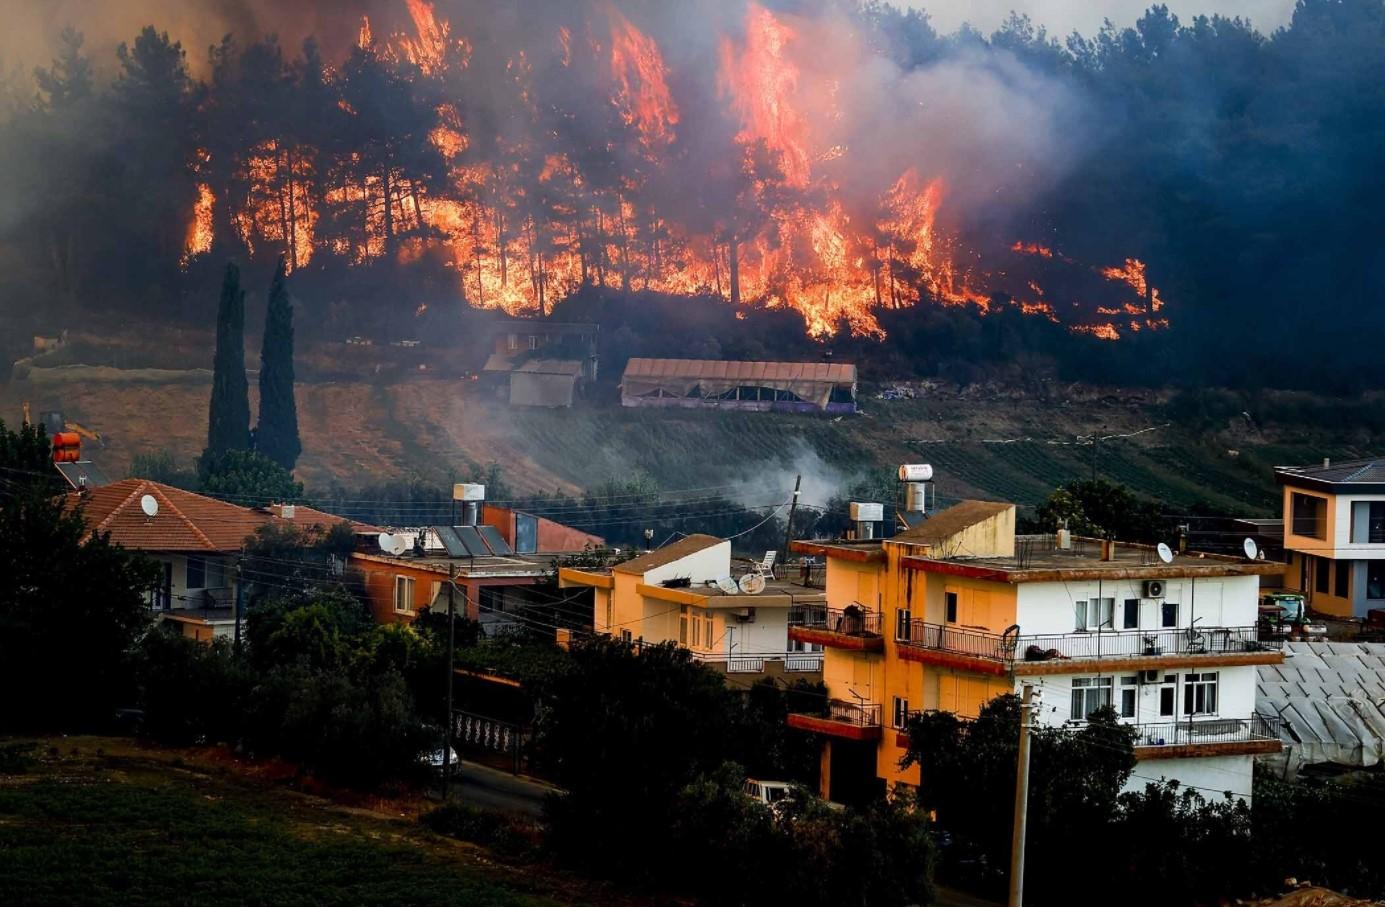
1075,598 -> 1114,632
892,696 -> 910,729
1070,676 -> 1114,721
896,607 -> 912,642
1182,671 -> 1219,716
1119,675 -> 1138,718
394,575 -> 415,613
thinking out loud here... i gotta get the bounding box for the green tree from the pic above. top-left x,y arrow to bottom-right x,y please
198,449 -> 303,503
256,256 -> 302,471
206,262 -> 250,458
0,419 -> 54,491
1031,478 -> 1166,543
0,487 -> 156,731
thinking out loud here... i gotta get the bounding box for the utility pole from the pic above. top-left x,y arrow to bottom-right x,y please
233,559 -> 244,655
782,474 -> 802,566
442,564 -> 457,800
1009,683 -> 1036,907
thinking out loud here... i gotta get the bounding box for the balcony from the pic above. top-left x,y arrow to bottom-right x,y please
896,619 -> 1015,675
787,699 -> 884,741
1014,625 -> 1282,675
788,604 -> 884,652
688,652 -> 825,675
1133,713 -> 1282,760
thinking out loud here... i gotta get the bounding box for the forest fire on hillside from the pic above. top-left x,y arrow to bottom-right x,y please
179,0 -> 1168,341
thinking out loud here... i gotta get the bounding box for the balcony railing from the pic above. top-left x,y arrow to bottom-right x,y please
788,604 -> 882,637
825,700 -> 882,727
1018,625 -> 1266,663
785,653 -> 824,672
1132,713 -> 1281,749
897,619 -> 1015,663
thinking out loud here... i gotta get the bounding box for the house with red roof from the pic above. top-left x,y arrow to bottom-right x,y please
66,479 -> 371,642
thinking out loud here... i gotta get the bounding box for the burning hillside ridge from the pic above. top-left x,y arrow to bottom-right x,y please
169,0 -> 1165,341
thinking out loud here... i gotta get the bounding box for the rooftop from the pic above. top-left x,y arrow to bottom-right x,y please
622,358 -> 856,384
351,550 -> 557,579
889,499 -> 1013,546
1276,456 -> 1385,491
902,535 -> 1285,582
610,534 -> 725,575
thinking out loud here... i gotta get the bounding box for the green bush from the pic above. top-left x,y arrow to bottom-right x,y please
422,803 -> 542,863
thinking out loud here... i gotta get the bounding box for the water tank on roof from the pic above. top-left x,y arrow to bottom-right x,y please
897,464 -> 933,483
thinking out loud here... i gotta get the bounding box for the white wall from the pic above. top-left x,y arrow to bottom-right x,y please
1029,665 -> 1258,727
150,553 -> 236,611
722,608 -> 793,657
1016,574 -> 1259,635
1332,493 -> 1385,560
1126,754 -> 1255,802
643,541 -> 732,586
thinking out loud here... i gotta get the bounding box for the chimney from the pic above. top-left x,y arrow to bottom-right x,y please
281,503 -> 296,520
1101,538 -> 1114,561
1323,457 -> 1331,469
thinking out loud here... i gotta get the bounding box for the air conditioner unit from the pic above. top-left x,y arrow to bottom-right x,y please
733,607 -> 756,623
1142,579 -> 1166,599
1141,669 -> 1161,684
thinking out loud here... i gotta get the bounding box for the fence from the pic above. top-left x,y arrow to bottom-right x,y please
452,709 -> 527,774
826,699 -> 882,727
898,619 -> 1014,662
789,604 -> 882,637
1018,625 -> 1263,662
1132,713 -> 1281,749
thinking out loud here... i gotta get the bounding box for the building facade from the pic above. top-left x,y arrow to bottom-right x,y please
789,502 -> 1285,804
560,534 -> 827,678
1277,458 -> 1385,617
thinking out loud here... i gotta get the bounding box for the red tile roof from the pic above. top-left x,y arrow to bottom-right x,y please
65,480 -> 369,553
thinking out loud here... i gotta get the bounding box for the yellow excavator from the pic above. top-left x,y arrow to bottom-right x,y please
21,402 -> 103,446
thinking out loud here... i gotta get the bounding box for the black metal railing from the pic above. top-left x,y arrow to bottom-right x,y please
788,604 -> 882,637
1132,712 -> 1281,749
897,618 -> 1015,662
825,700 -> 882,727
1018,625 -> 1264,663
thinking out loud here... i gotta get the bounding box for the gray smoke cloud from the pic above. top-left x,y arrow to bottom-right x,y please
910,0 -> 1296,35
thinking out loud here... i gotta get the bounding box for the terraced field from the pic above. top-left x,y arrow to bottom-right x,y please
2,374 -> 1373,517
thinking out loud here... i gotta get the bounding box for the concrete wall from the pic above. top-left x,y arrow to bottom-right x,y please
1015,574 -> 1259,635
825,559 -> 883,612
1031,664 -> 1258,727
1128,754 -> 1254,801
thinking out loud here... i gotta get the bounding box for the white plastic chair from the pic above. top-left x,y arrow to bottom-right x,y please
755,550 -> 778,579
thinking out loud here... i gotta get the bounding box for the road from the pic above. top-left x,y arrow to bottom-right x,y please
449,760 -> 562,817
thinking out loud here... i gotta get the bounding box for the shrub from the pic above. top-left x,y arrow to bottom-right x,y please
422,803 -> 542,863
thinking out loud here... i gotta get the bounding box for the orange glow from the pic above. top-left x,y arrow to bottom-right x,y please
181,183 -> 214,265
1011,241 -> 1054,258
1102,258 -> 1163,311
719,3 -> 812,188
358,16 -> 373,49
609,5 -> 680,149
1072,322 -> 1121,341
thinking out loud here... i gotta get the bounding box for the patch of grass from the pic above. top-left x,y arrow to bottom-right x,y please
0,757 -> 566,906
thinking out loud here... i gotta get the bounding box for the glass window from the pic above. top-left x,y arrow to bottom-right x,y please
892,697 -> 910,729
1159,685 -> 1176,717
393,575 -> 414,612
1070,677 -> 1113,720
1161,601 -> 1179,628
1292,493 -> 1326,539
1316,557 -> 1331,594
185,556 -> 206,590
1120,676 -> 1138,718
679,606 -> 688,645
1183,672 -> 1219,716
1369,561 -> 1385,601
1075,599 -> 1113,631
1122,599 -> 1139,630
1336,560 -> 1351,598
896,608 -> 912,641
945,592 -> 958,623
1351,501 -> 1385,544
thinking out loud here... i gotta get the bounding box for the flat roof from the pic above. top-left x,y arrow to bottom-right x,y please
902,536 -> 1285,583
351,551 -> 555,579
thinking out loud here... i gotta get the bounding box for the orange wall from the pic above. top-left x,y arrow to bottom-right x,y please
482,505 -> 605,553
1282,484 -> 1336,553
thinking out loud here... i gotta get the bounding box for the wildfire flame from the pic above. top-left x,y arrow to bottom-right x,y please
179,0 -> 1171,343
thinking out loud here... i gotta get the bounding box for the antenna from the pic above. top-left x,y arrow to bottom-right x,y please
1156,542 -> 1174,564
140,494 -> 159,519
1242,538 -> 1259,561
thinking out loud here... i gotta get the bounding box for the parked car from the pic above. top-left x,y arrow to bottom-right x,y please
419,745 -> 461,777
742,778 -> 843,816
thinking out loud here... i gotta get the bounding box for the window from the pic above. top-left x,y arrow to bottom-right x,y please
892,697 -> 910,729
896,608 -> 912,641
1351,501 -> 1385,544
1120,676 -> 1138,718
1122,599 -> 1140,630
945,591 -> 958,623
528,334 -> 539,350
1183,672 -> 1219,716
1336,560 -> 1351,598
621,629 -> 633,643
1075,598 -> 1113,631
506,333 -> 518,351
185,556 -> 206,590
1292,493 -> 1326,539
605,599 -> 613,632
1161,601 -> 1179,628
1070,677 -> 1113,720
1315,556 -> 1331,594
1371,562 -> 1385,601
679,606 -> 688,645
1159,673 -> 1177,716
393,576 -> 415,613
788,638 -> 823,653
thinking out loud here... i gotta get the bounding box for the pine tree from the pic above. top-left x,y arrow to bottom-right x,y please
206,262 -> 250,458
256,256 -> 302,471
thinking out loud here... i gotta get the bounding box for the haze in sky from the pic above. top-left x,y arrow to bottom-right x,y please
913,0 -> 1298,36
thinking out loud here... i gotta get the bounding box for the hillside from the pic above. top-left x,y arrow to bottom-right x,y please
4,346 -> 1375,517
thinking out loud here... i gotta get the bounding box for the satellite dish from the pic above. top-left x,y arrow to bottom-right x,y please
738,573 -> 766,595
1243,538 -> 1260,561
1156,542 -> 1174,564
715,576 -> 740,595
378,532 -> 394,552
140,494 -> 159,518
379,532 -> 408,556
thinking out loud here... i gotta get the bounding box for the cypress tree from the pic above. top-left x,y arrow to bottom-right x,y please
256,255 -> 301,471
206,261 -> 250,458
